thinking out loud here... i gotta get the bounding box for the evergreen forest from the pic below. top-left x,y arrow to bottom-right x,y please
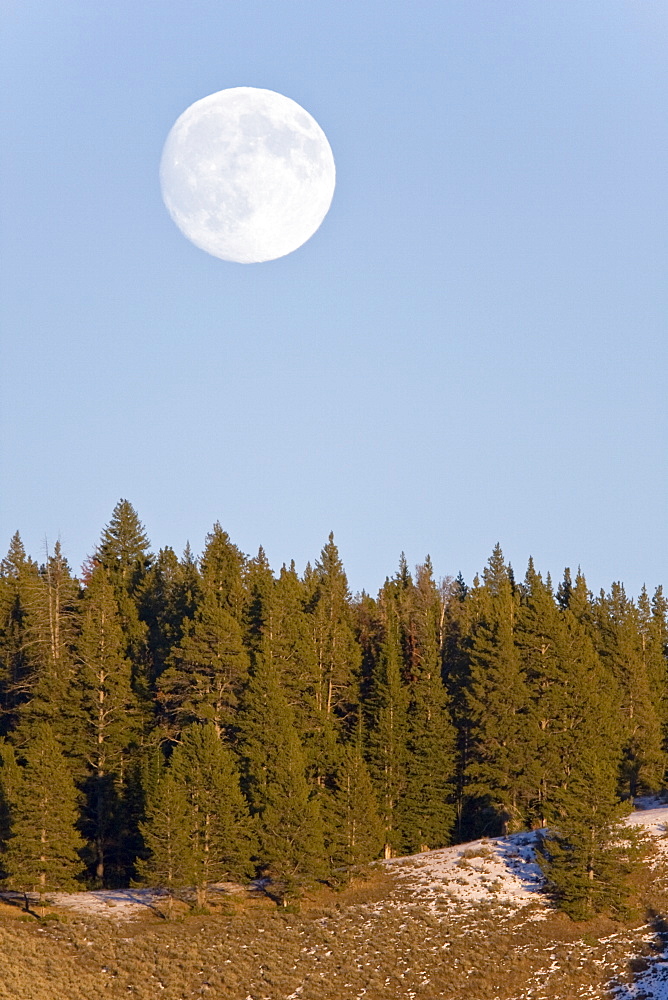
0,500 -> 666,919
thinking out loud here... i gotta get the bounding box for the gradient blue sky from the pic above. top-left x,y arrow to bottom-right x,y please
2,1 -> 666,597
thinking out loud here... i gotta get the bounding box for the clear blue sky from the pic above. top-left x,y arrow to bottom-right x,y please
2,1 -> 666,597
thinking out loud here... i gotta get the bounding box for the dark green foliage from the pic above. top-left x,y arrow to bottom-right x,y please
76,566 -> 140,884
96,499 -> 152,590
537,733 -> 635,920
199,523 -> 246,620
2,723 -> 84,894
93,500 -> 153,715
136,758 -> 191,905
308,533 -> 361,726
324,741 -> 384,872
156,593 -> 249,738
367,601 -> 408,856
595,583 -> 665,796
465,547 -> 532,834
0,513 -> 665,920
13,542 -> 81,744
238,654 -> 325,900
0,533 -> 40,733
139,545 -> 200,683
398,559 -> 456,852
167,723 -> 253,906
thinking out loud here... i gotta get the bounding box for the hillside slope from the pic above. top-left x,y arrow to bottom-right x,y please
0,804 -> 668,999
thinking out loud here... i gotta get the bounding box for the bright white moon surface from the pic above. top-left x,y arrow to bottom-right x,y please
160,87 -> 336,263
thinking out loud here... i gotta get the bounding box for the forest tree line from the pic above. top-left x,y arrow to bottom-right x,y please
0,500 -> 666,916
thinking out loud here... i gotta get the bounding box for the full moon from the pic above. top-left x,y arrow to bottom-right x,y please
160,87 -> 336,263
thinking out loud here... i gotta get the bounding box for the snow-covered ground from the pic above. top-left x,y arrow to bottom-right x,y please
382,802 -> 668,1000
386,799 -> 668,918
608,799 -> 668,999
385,829 -> 546,915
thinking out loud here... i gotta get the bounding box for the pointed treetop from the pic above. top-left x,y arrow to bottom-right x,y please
200,523 -> 246,602
314,533 -> 351,600
556,567 -> 573,609
397,553 -> 412,588
96,500 -> 151,579
482,543 -> 509,595
1,532 -> 37,579
454,572 -> 468,601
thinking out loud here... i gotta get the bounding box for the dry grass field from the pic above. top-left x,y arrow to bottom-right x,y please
3,806 -> 668,1000
0,872 -> 663,1000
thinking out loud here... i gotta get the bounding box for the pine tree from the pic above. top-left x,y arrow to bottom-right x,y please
441,571 -> 476,839
324,739 -> 384,874
199,524 -> 246,621
167,723 -> 253,909
2,723 -> 84,906
136,760 -> 191,916
139,545 -> 200,684
94,501 -> 152,709
516,560 -> 566,826
638,586 -> 668,737
537,709 -> 634,920
156,592 -> 249,739
14,542 -> 80,745
0,740 -> 22,859
595,584 -> 665,796
271,563 -> 319,733
308,533 -> 361,725
465,546 -> 532,834
243,547 -> 275,658
397,560 -> 456,852
238,655 -> 325,902
366,601 -> 409,857
76,566 -> 139,884
0,534 -> 40,733
303,535 -> 361,833
96,499 -> 152,590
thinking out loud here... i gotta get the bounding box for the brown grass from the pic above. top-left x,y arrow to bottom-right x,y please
0,864 -> 665,1000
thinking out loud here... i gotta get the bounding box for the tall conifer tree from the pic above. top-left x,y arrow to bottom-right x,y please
238,655 -> 325,901
94,501 -> 152,713
76,566 -> 139,883
0,534 -> 40,733
156,594 -> 249,739
168,723 -> 253,908
595,584 -> 665,796
393,560 -> 456,852
367,600 -> 409,856
14,542 -> 80,745
466,546 -> 532,833
2,723 -> 84,903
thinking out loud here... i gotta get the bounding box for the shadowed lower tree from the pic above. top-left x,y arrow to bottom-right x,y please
2,723 -> 84,907
323,740 -> 384,875
535,620 -> 637,921
537,732 -> 637,920
238,654 -> 325,902
135,751 -> 193,916
465,546 -> 533,834
366,601 -> 409,857
168,723 -> 254,909
76,566 -> 140,885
